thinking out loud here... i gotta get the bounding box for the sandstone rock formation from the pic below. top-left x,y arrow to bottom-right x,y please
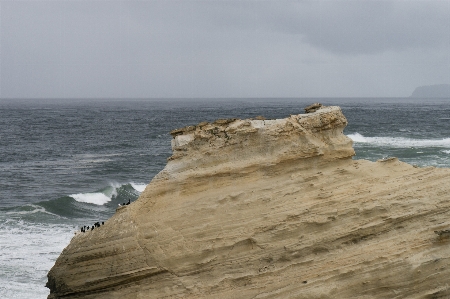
304,102 -> 323,113
47,106 -> 450,298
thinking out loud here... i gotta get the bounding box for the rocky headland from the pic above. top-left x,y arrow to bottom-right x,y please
47,105 -> 450,298
410,84 -> 450,98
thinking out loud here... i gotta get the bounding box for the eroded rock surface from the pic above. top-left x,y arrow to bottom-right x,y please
47,106 -> 450,298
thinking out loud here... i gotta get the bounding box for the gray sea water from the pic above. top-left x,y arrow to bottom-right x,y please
1,98 -> 449,298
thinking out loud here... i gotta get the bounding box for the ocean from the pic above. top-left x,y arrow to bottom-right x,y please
1,98 -> 449,298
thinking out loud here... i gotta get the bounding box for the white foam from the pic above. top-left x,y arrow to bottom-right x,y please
347,132 -> 367,143
443,150 -> 450,154
130,182 -> 147,193
69,181 -> 147,205
70,192 -> 111,205
347,133 -> 450,148
0,218 -> 74,299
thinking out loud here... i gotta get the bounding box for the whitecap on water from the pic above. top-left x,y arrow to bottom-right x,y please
348,132 -> 450,148
70,192 -> 111,205
130,182 -> 147,193
70,181 -> 146,205
347,132 -> 366,142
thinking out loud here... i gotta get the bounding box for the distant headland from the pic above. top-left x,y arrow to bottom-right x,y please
410,84 -> 450,98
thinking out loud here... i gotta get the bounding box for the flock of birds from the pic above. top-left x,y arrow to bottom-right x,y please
79,199 -> 132,233
118,199 -> 131,207
80,222 -> 104,233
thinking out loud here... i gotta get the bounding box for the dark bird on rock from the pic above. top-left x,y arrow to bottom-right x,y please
435,230 -> 450,238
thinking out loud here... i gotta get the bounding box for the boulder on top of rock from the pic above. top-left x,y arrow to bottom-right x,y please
304,103 -> 323,113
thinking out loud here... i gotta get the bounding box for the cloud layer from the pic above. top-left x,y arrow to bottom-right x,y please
1,1 -> 450,98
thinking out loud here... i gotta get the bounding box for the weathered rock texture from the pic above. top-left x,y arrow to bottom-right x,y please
48,106 -> 450,298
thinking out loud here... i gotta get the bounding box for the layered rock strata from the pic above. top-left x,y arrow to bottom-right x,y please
47,106 -> 450,298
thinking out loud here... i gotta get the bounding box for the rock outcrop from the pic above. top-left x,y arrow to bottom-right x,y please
47,106 -> 450,298
410,84 -> 450,98
304,102 -> 323,113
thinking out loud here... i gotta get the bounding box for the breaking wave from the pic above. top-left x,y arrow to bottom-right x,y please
348,133 -> 450,148
130,182 -> 147,193
69,182 -> 146,205
3,182 -> 147,221
69,182 -> 121,205
70,193 -> 111,205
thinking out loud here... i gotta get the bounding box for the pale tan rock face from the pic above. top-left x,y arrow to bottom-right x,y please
47,106 -> 450,299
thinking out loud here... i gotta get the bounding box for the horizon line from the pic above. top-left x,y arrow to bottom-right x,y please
0,96 -> 416,100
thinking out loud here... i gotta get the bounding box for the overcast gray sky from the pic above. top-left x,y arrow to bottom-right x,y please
1,0 -> 450,99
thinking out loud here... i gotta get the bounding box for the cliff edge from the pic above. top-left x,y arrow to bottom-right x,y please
47,105 -> 450,298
